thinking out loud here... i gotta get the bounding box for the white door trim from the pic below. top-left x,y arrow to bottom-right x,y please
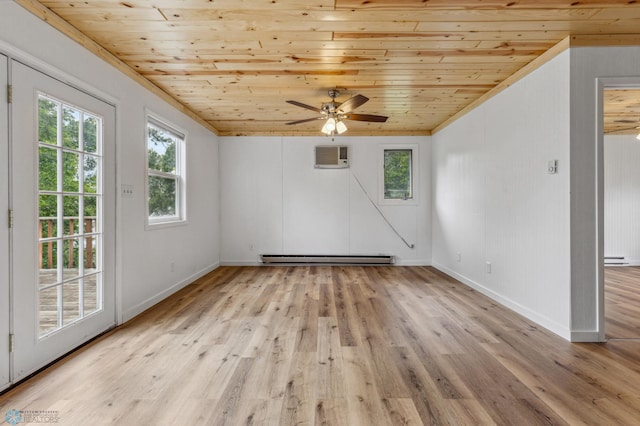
0,53 -> 10,391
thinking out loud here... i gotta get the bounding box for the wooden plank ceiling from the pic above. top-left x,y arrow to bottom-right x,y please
605,89 -> 640,136
31,0 -> 640,136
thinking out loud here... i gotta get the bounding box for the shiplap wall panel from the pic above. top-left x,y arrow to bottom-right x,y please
220,136 -> 431,265
432,51 -> 571,339
604,135 -> 640,264
282,139 -> 351,255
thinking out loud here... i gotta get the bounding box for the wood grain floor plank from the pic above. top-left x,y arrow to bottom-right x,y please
316,317 -> 346,400
280,351 -> 317,425
605,266 -> 640,338
389,345 -> 452,424
331,268 -> 363,347
314,398 -> 349,426
3,265 -> 640,425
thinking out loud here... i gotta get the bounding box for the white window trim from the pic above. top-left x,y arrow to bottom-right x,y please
144,111 -> 188,230
378,143 -> 419,206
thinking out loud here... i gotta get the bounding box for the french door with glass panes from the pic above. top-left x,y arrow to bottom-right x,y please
11,60 -> 115,382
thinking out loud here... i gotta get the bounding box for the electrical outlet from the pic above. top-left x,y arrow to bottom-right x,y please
486,261 -> 492,274
547,160 -> 558,174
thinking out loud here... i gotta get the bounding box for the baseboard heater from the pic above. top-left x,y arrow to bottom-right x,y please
605,256 -> 628,265
260,254 -> 395,265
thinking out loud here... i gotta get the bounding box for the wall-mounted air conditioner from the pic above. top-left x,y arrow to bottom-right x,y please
315,145 -> 349,168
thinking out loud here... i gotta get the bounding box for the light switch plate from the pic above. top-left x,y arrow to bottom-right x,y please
121,184 -> 134,198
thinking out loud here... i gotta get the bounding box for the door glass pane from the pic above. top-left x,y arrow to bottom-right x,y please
62,238 -> 81,281
38,97 -> 58,145
39,193 -> 57,235
83,114 -> 98,154
62,151 -> 80,192
38,241 -> 58,286
62,280 -> 81,325
84,196 -> 98,235
39,286 -> 59,334
84,273 -> 99,315
63,195 -> 79,236
84,155 -> 98,193
62,107 -> 80,150
84,235 -> 97,270
38,146 -> 58,191
37,94 -> 104,337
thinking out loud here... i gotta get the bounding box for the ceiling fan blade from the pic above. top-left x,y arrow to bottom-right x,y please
286,117 -> 323,125
338,94 -> 369,113
345,113 -> 388,123
286,100 -> 322,113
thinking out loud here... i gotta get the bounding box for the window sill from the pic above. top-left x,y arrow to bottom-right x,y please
145,218 -> 188,231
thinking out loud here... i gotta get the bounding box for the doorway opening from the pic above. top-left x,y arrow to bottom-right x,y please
603,86 -> 640,340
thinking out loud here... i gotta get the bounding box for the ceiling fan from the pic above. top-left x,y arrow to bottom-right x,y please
286,89 -> 388,135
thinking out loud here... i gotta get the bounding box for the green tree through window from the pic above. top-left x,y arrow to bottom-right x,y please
147,117 -> 184,223
384,149 -> 412,200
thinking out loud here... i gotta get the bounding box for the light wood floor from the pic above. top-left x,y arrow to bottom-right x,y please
2,266 -> 640,425
605,266 -> 640,339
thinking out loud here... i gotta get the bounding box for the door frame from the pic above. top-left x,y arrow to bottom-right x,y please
596,77 -> 640,340
0,40 -> 124,327
0,45 -> 122,386
0,53 -> 10,391
0,40 -> 123,327
11,59 -> 118,381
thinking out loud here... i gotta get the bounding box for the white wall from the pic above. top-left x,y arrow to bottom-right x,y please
604,134 -> 640,265
220,136 -> 431,265
0,2 -> 220,322
432,51 -> 572,339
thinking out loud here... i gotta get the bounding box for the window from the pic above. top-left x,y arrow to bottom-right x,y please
146,114 -> 186,226
379,144 -> 418,205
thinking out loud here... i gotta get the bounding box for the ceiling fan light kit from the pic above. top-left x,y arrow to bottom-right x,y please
336,120 -> 348,135
287,89 -> 388,136
321,117 -> 337,135
320,117 -> 348,135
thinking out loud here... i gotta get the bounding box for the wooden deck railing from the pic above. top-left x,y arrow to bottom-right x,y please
38,217 -> 96,269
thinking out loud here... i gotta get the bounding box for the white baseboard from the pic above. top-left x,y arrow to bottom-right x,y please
432,262 -> 571,341
604,260 -> 640,267
394,259 -> 431,266
122,261 -> 220,323
570,330 -> 605,342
